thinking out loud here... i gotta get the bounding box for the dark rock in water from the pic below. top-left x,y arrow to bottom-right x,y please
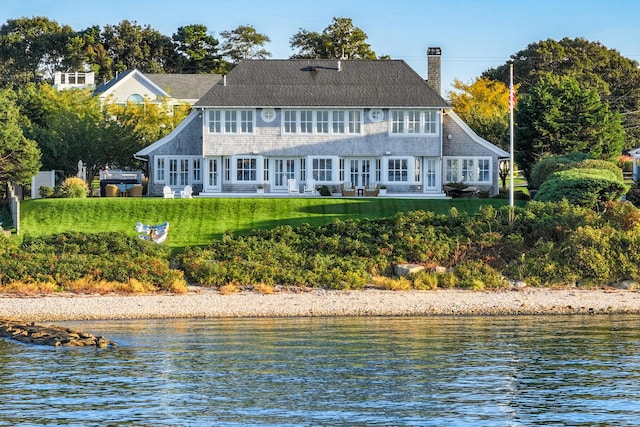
0,318 -> 116,348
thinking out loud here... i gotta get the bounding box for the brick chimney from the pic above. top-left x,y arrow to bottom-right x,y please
426,47 -> 442,95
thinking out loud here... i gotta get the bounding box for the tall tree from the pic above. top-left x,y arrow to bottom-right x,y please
172,24 -> 224,73
484,37 -> 640,148
515,73 -> 624,181
220,25 -> 271,64
0,88 -> 41,185
101,20 -> 180,75
448,77 -> 511,150
0,17 -> 74,85
290,17 -> 376,59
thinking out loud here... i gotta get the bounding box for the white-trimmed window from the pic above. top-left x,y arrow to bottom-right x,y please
316,111 -> 329,133
300,110 -> 313,133
332,111 -> 345,134
156,158 -> 165,182
236,158 -> 257,181
445,157 -> 492,183
390,110 -> 439,135
311,157 -> 333,182
282,109 -> 362,135
207,110 -> 254,134
388,158 -> 409,182
348,110 -> 361,134
155,156 -> 202,186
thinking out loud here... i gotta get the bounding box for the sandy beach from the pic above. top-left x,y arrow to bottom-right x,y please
2,286 -> 640,322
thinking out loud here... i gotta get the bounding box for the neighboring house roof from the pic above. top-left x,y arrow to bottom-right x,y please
94,69 -> 220,103
146,74 -> 222,102
195,59 -> 450,108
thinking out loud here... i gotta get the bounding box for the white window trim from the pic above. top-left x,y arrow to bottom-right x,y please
154,156 -> 202,185
389,109 -> 440,136
383,156 -> 416,183
307,155 -> 339,183
230,155 -> 262,183
207,109 -> 255,134
443,156 -> 493,184
261,108 -> 276,123
281,109 -> 363,135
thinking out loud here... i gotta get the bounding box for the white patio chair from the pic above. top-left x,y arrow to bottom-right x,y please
180,185 -> 193,198
288,179 -> 300,196
303,179 -> 316,196
163,185 -> 175,199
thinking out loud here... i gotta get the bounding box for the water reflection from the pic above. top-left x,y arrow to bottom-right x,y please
0,316 -> 639,426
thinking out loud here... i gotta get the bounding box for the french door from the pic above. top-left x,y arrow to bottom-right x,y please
204,157 -> 221,192
274,159 -> 296,191
348,159 -> 373,187
424,158 -> 440,192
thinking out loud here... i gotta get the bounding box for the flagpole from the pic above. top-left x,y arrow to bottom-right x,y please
509,63 -> 515,214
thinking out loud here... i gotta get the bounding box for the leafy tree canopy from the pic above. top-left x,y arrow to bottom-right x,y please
448,77 -> 512,149
0,88 -> 41,185
484,37 -> 640,148
172,24 -> 224,74
514,73 -> 625,181
290,17 -> 377,59
220,25 -> 271,64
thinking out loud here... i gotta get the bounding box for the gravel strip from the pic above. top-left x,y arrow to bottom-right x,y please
2,287 -> 640,322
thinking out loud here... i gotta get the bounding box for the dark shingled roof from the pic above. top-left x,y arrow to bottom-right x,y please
195,59 -> 449,108
94,70 -> 221,100
146,73 -> 221,100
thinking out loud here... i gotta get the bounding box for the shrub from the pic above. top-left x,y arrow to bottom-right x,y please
529,153 -> 593,190
618,155 -> 633,172
60,177 -> 89,198
535,168 -> 628,208
39,185 -> 54,198
318,185 -> 332,196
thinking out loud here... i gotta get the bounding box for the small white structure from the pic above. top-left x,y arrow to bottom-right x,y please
53,72 -> 95,91
31,171 -> 58,199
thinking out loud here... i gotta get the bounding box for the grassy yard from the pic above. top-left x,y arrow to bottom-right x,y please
20,197 -> 517,252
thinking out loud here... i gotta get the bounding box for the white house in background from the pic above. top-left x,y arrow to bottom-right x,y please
93,69 -> 221,107
135,48 -> 509,197
53,71 -> 96,91
628,147 -> 640,181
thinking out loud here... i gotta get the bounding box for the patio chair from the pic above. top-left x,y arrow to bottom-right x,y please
127,185 -> 143,197
105,184 -> 120,197
163,185 -> 175,199
340,183 -> 355,197
180,185 -> 193,198
303,179 -> 316,196
364,183 -> 380,197
288,179 -> 300,196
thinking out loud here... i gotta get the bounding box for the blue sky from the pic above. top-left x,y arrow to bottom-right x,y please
3,0 -> 640,93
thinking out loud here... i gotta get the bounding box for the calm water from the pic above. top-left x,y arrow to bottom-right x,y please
1,315 -> 640,426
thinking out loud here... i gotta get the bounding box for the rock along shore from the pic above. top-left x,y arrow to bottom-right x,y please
0,318 -> 117,347
1,287 -> 640,323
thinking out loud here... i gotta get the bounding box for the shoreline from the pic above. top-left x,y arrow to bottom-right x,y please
2,287 -> 640,322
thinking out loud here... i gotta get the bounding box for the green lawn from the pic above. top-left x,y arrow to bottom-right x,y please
20,197 -> 518,251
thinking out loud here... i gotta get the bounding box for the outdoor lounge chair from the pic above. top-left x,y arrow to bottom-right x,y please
127,185 -> 143,197
163,185 -> 175,199
303,179 -> 316,196
180,185 -> 193,198
288,179 -> 300,196
340,183 -> 355,197
364,184 -> 380,197
105,184 -> 120,197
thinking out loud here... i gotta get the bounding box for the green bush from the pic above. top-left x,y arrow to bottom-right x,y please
528,153 -> 593,190
60,177 -> 89,198
39,185 -> 54,198
535,168 -> 628,208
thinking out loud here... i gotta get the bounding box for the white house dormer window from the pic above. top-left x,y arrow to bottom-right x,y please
207,110 -> 255,134
390,110 -> 439,135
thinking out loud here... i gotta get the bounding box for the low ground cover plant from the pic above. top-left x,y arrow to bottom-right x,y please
0,232 -> 186,294
179,200 -> 640,290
